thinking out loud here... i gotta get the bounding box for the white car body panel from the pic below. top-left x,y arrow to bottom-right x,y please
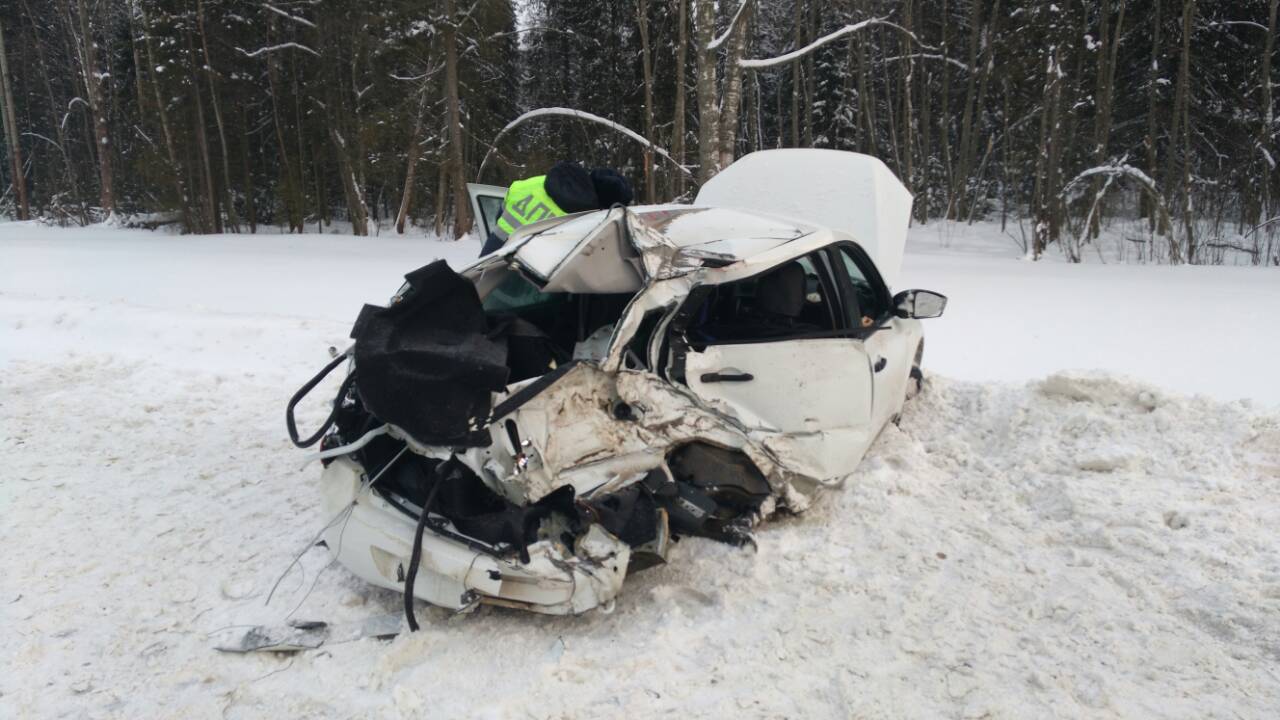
865,317 -> 918,427
322,151 -> 937,616
684,338 -> 874,432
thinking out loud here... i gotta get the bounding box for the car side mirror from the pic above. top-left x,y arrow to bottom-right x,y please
893,289 -> 947,319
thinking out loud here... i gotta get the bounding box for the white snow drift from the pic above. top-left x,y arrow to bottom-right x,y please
2,220 -> 1278,719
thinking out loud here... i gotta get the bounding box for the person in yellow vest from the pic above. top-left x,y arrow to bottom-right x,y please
480,162 -> 633,255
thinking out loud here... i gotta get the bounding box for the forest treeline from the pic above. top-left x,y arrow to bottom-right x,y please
0,1 -> 1277,263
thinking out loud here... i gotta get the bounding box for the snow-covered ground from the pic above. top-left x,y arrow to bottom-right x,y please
2,220 -> 1278,719
906,220 -> 1280,408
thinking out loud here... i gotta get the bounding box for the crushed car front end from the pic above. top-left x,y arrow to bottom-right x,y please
300,208 -> 839,615
291,150 -> 924,616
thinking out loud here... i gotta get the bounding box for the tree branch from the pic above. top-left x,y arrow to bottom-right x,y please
707,0 -> 753,51
236,43 -> 320,59
262,4 -> 315,29
741,17 -> 931,69
477,107 -> 692,181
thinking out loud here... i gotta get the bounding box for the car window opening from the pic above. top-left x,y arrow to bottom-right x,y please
833,245 -> 890,324
682,253 -> 841,349
623,308 -> 666,371
481,269 -> 634,384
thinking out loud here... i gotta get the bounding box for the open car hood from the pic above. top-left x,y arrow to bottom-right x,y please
694,149 -> 913,289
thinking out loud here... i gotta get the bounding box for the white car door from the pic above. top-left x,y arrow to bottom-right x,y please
467,183 -> 508,238
676,251 -> 877,477
829,243 -> 914,429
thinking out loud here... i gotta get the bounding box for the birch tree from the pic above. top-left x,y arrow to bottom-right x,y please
0,17 -> 29,220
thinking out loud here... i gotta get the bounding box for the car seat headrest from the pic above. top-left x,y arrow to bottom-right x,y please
755,262 -> 806,319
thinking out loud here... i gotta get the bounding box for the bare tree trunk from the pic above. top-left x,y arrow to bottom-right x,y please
74,0 -> 114,217
185,26 -> 218,232
289,54 -> 311,229
918,61 -> 931,224
951,0 -> 983,219
443,0 -> 471,237
125,9 -> 148,128
1088,0 -> 1125,239
899,0 -> 916,201
396,88 -> 427,234
21,0 -> 83,222
855,5 -> 875,156
1171,0 -> 1197,261
880,30 -> 902,175
265,18 -> 302,233
1000,74 -> 1011,233
938,0 -> 953,214
693,0 -> 719,183
197,0 -> 240,231
239,104 -> 256,233
349,31 -> 372,231
672,0 -> 688,198
0,18 -> 30,220
137,2 -> 193,231
969,0 -> 1000,219
1144,0 -> 1164,233
789,0 -> 801,147
748,65 -> 761,152
433,157 -> 448,238
312,139 -> 327,230
329,126 -> 369,235
59,1 -> 100,202
1033,47 -> 1064,259
717,2 -> 753,170
1258,0 -> 1278,227
637,0 -> 657,202
837,33 -> 855,149
802,0 -> 815,147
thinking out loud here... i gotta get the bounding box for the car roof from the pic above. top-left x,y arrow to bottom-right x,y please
467,204 -> 846,295
504,204 -> 820,271
626,205 -> 816,262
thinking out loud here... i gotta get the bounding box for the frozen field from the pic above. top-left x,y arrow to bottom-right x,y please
2,220 -> 1279,719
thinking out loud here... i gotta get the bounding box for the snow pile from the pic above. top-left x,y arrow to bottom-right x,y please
4,363 -> 1277,718
3,221 -> 1279,718
904,221 -> 1280,407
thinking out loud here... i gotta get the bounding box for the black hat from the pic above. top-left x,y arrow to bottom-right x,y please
544,162 -> 599,213
591,168 -> 634,208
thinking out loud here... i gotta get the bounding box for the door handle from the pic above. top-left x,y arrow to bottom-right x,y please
873,357 -> 887,373
700,371 -> 754,383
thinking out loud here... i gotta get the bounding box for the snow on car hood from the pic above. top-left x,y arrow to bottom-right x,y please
694,149 -> 914,289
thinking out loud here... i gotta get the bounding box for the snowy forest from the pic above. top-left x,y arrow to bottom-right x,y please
0,0 -> 1277,264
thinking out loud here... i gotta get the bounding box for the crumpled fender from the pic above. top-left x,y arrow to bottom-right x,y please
319,457 -> 630,616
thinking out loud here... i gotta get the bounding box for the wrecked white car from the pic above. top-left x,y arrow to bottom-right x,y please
287,150 -> 946,618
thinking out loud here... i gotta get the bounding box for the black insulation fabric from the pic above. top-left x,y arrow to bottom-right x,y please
349,260 -> 509,447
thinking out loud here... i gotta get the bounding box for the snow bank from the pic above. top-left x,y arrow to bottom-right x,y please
2,221 -> 1279,718
0,221 -> 480,373
3,363 -> 1277,718
904,221 -> 1280,407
